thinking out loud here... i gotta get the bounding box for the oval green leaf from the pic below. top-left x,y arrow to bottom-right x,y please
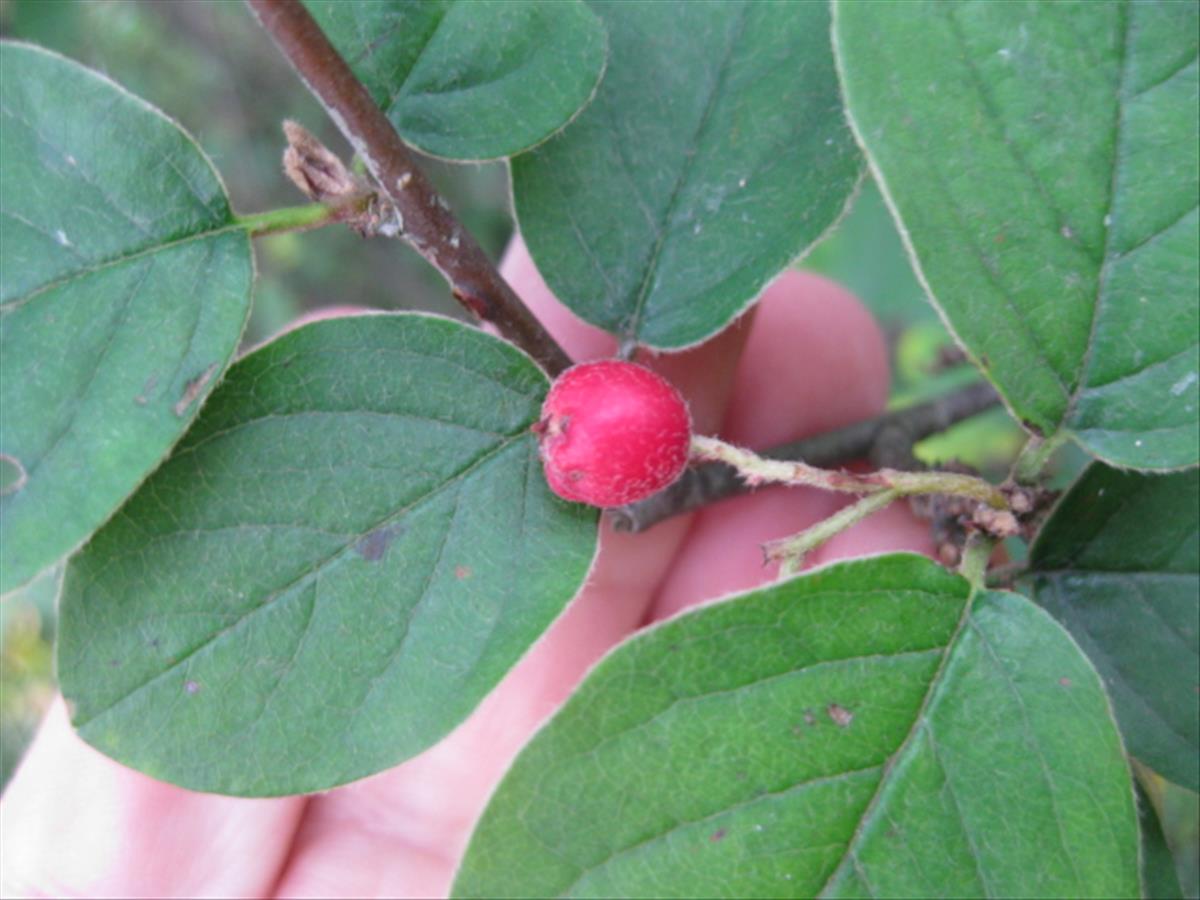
57,314 -> 598,796
834,1 -> 1199,470
0,42 -> 252,594
1030,462 -> 1199,792
511,0 -> 862,350
304,0 -> 607,161
454,554 -> 1137,899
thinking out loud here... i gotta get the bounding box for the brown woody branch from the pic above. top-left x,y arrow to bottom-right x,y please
611,381 -> 1002,533
246,0 -> 574,377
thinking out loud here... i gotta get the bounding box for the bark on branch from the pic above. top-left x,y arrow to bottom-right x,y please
247,0 -> 574,376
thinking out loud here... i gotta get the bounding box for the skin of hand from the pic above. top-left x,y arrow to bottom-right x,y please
0,238 -> 935,899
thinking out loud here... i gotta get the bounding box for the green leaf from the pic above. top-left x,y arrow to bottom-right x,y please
304,0 -> 607,161
511,0 -> 862,349
454,554 -> 1138,899
834,1 -> 1199,470
0,43 -> 252,595
1029,462 -> 1199,792
56,314 -> 598,796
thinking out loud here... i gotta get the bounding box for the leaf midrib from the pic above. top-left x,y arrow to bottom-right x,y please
1063,2 -> 1133,435
382,3 -> 453,114
815,585 -> 977,897
534,589 -> 957,895
557,765 -> 883,897
0,221 -> 243,314
623,3 -> 749,342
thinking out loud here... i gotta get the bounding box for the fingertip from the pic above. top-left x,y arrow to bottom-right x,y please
499,234 -> 754,435
648,485 -> 843,621
1,700 -> 303,897
499,237 -> 618,363
723,270 -> 890,448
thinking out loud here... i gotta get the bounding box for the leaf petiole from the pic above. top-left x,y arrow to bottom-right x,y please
232,201 -> 350,238
1012,431 -> 1069,484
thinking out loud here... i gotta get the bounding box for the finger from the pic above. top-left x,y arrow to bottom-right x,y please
0,700 -> 304,899
650,271 -> 935,622
275,237 -> 753,899
495,238 -> 619,364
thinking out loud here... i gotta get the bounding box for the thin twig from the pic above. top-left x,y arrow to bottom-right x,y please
246,0 -> 574,377
769,489 -> 901,577
689,429 -> 1010,552
611,381 -> 1001,532
690,434 -> 1007,507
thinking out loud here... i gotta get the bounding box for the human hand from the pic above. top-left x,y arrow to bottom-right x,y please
0,238 -> 934,899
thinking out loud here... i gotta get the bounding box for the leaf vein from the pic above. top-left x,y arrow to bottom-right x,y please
815,590 -> 975,897
624,4 -> 750,342
71,432 -> 526,731
966,613 -> 1086,888
1065,3 -> 1133,429
554,764 -> 884,897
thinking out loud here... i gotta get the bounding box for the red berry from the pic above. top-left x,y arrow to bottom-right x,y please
536,360 -> 692,507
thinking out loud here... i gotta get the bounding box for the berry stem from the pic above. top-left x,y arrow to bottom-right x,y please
689,435 -> 1008,508
612,381 -> 1001,533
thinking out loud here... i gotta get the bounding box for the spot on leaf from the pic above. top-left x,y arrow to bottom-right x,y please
827,703 -> 854,727
357,524 -> 402,562
173,362 -> 219,416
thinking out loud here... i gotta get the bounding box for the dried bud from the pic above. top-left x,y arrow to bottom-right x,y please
971,505 -> 1021,538
282,120 -> 358,202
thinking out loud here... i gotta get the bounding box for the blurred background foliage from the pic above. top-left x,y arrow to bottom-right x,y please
1,0 -> 514,344
1,4 -> 1191,890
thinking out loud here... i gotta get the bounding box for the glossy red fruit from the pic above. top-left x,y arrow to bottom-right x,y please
536,360 -> 692,507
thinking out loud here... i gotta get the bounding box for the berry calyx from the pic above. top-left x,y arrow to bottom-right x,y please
535,360 -> 692,508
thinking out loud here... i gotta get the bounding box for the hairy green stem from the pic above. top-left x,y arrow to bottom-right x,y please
613,381 -> 1001,533
770,489 -> 901,577
690,435 -> 1008,508
1012,431 -> 1068,484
